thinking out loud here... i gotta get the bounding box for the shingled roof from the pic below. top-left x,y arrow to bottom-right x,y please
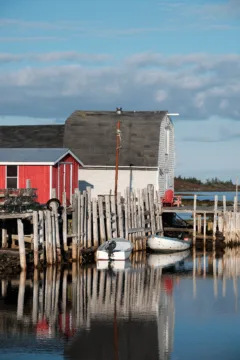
63,110 -> 167,166
0,125 -> 64,148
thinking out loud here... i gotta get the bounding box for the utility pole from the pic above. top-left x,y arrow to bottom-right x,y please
114,107 -> 122,197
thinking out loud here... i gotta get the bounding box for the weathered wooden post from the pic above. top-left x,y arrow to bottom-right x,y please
17,218 -> 26,271
213,195 -> 218,241
62,192 -> 68,254
46,210 -> 53,265
203,212 -> 207,246
51,189 -> 61,262
98,195 -> 106,244
117,193 -> 124,238
33,211 -> 39,267
72,193 -> 78,261
38,210 -> 44,261
193,195 -> 197,243
1,221 -> 8,248
87,187 -> 92,246
92,198 -> 99,247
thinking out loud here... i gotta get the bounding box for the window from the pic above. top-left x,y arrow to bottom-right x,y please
6,165 -> 18,188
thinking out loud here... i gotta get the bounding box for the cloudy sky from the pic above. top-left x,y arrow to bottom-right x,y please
0,0 -> 239,180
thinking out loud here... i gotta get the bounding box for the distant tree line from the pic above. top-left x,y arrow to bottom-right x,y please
175,175 -> 234,186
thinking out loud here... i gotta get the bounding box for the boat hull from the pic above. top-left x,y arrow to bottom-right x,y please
96,238 -> 133,261
147,235 -> 191,252
96,248 -> 132,261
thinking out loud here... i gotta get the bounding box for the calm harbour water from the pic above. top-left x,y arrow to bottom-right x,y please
1,249 -> 240,359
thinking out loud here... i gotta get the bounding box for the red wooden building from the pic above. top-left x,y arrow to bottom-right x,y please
0,148 -> 83,205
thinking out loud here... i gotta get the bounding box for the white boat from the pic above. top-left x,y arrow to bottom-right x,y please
96,238 -> 133,261
147,234 -> 192,252
147,250 -> 190,268
96,259 -> 132,271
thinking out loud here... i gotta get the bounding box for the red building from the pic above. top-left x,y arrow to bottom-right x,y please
0,148 -> 82,205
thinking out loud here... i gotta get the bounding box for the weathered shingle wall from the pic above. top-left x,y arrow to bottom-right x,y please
0,125 -> 64,148
64,110 -> 167,166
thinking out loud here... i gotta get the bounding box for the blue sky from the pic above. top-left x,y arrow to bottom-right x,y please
0,0 -> 239,180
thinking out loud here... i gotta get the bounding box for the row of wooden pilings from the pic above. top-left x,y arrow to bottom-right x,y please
192,194 -> 240,243
16,184 -> 164,270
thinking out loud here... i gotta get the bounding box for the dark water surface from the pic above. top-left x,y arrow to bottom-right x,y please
0,249 -> 240,360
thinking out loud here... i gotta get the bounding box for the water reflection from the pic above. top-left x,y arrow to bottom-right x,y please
1,249 -> 240,359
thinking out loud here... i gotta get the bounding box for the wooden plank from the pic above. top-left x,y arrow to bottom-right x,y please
62,192 -> 68,252
105,195 -> 112,240
128,227 -> 145,234
92,198 -> 99,247
87,187 -> 92,246
197,215 -> 202,235
148,184 -> 156,235
117,193 -> 124,238
83,190 -> 87,247
72,193 -> 78,261
51,210 -> 56,264
17,219 -> 26,270
0,213 -> 33,219
124,188 -> 130,240
33,211 -> 39,267
52,189 -> 61,262
213,195 -> 218,241
80,193 -> 84,246
98,195 -> 106,244
46,210 -> 53,265
1,224 -> 8,248
110,194 -> 117,238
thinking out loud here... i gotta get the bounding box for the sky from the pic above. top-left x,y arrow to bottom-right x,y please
0,0 -> 239,181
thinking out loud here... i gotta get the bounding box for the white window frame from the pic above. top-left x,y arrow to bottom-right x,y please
5,165 -> 19,189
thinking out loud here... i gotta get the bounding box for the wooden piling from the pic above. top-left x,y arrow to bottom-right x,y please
105,195 -> 112,240
117,193 -> 124,238
52,189 -> 61,262
1,222 -> 8,248
33,211 -> 39,267
46,210 -> 53,265
193,195 -> 197,243
17,219 -> 26,271
98,195 -> 106,244
213,195 -> 218,241
62,192 -> 68,253
87,187 -> 92,246
72,193 -> 78,261
92,198 -> 99,247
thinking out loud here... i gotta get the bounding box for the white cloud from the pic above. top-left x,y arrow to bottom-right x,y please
0,52 -> 112,64
0,52 -> 239,121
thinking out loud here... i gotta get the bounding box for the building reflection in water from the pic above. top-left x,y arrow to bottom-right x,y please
1,248 -> 240,358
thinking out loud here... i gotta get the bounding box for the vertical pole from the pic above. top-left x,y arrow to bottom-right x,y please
236,176 -> 238,213
115,120 -> 121,198
17,219 -> 26,271
33,211 -> 39,267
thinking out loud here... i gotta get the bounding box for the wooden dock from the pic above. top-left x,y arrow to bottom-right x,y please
0,185 -> 240,270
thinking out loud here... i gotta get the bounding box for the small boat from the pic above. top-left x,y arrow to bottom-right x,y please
96,238 -> 133,261
96,259 -> 132,271
147,234 -> 192,253
147,250 -> 190,268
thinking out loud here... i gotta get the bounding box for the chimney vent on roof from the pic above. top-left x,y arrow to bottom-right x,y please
116,107 -> 122,115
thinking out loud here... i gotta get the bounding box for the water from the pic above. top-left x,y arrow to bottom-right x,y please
1,249 -> 240,359
176,191 -> 237,202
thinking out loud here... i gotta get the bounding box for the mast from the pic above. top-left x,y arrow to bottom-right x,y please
114,107 -> 122,197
